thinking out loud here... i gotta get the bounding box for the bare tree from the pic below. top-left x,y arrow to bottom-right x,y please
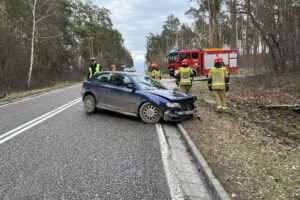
208,0 -> 214,47
229,0 -> 237,49
27,0 -> 56,88
208,0 -> 222,47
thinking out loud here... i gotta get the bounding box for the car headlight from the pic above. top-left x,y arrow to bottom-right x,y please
166,102 -> 181,108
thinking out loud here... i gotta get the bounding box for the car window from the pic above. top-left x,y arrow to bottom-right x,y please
123,75 -> 132,85
110,74 -> 132,87
94,73 -> 113,83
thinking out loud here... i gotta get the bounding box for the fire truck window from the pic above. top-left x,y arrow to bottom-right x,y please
168,53 -> 177,63
192,53 -> 198,59
179,53 -> 190,61
179,54 -> 186,61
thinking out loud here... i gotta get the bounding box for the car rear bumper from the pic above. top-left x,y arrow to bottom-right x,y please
163,109 -> 195,121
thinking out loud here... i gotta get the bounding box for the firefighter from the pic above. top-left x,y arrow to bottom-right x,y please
88,57 -> 102,79
150,63 -> 161,80
208,57 -> 230,112
175,59 -> 194,94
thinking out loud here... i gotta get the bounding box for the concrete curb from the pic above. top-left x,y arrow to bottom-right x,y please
177,123 -> 231,200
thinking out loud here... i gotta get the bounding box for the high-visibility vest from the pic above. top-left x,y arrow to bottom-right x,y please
208,67 -> 228,90
179,67 -> 192,86
151,69 -> 161,79
89,64 -> 100,78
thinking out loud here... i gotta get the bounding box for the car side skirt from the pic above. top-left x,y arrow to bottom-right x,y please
96,105 -> 138,117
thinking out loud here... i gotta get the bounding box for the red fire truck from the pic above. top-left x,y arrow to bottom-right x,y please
166,48 -> 238,77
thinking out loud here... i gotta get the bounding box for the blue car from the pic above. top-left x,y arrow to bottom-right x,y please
81,72 -> 197,124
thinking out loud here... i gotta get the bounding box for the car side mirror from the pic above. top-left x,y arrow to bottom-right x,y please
127,83 -> 136,92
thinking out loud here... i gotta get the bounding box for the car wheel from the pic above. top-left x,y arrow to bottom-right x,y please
84,94 -> 96,114
139,102 -> 161,124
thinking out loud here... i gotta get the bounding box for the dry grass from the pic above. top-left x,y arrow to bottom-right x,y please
183,73 -> 300,200
0,81 -> 80,104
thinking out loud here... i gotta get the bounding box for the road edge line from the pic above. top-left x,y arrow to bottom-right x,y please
177,123 -> 231,200
156,123 -> 185,200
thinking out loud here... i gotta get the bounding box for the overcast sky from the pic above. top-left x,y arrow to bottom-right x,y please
93,0 -> 195,71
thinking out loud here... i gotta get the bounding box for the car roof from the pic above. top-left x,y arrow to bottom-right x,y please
99,71 -> 144,76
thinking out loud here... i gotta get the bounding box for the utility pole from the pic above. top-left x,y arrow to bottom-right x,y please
88,36 -> 94,57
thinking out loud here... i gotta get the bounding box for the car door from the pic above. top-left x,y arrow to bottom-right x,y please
107,73 -> 139,113
91,72 -> 113,108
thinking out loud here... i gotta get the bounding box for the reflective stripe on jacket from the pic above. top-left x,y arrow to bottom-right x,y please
208,67 -> 228,90
89,64 -> 100,78
151,69 -> 161,79
179,67 -> 192,86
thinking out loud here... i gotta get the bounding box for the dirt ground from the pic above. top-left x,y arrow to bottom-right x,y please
183,72 -> 300,200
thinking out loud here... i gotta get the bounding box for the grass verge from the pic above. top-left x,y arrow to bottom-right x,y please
182,75 -> 300,200
0,81 -> 81,104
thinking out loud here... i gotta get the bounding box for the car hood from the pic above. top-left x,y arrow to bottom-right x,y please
148,89 -> 195,101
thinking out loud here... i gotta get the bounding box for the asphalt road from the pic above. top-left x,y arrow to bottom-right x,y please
0,85 -> 171,199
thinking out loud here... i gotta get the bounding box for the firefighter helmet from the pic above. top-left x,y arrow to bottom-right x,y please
182,59 -> 188,65
150,63 -> 158,68
214,57 -> 223,63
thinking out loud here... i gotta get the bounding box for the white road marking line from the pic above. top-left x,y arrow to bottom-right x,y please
0,84 -> 80,108
156,123 -> 185,200
0,98 -> 81,144
0,98 -> 81,140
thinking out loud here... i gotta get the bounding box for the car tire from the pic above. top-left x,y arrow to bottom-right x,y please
139,102 -> 161,124
84,94 -> 96,114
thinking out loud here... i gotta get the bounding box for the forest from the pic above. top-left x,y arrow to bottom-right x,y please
0,0 -> 133,93
146,0 -> 299,74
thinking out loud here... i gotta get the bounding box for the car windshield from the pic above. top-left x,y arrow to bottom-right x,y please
132,75 -> 166,90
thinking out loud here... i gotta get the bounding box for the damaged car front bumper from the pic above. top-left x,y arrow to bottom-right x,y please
163,109 -> 196,121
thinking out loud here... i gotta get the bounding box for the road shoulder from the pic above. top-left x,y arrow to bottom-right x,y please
0,83 -> 81,107
160,123 -> 213,200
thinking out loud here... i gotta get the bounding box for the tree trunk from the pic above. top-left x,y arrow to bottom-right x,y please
271,34 -> 286,72
245,15 -> 250,55
253,35 -> 258,55
294,6 -> 299,68
27,0 -> 37,88
208,0 -> 214,47
208,0 -> 220,47
202,9 -> 205,39
241,18 -> 244,54
213,7 -> 219,47
246,5 -> 280,72
229,0 -> 237,49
